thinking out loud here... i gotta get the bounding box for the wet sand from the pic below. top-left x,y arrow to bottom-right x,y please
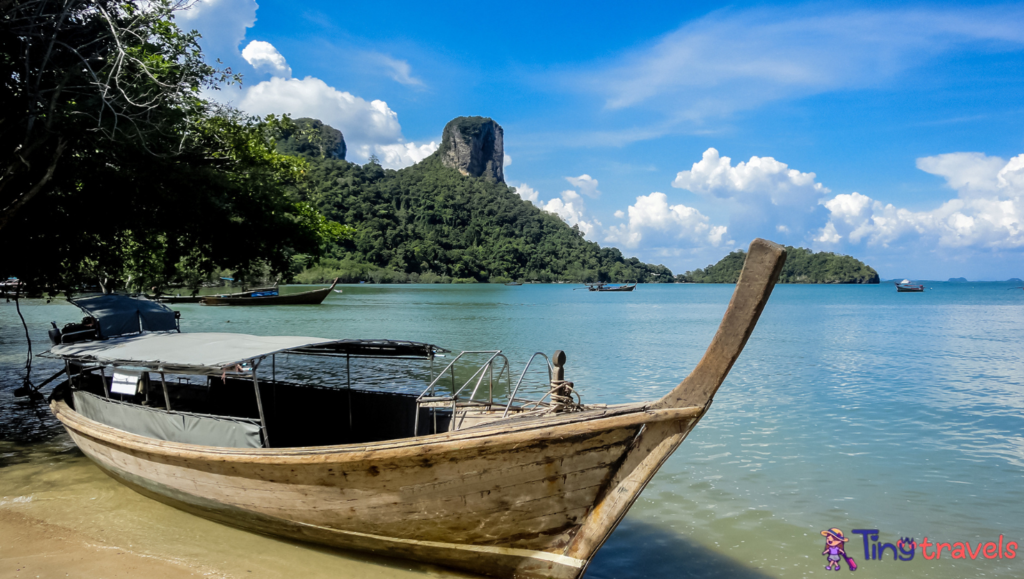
0,509 -> 216,579
0,436 -> 466,579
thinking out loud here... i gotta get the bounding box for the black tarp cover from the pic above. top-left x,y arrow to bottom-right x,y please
70,295 -> 178,337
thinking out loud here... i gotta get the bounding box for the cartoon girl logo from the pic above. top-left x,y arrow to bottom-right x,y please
821,528 -> 858,571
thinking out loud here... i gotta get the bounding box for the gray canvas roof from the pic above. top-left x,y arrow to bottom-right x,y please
43,333 -> 443,373
70,294 -> 178,337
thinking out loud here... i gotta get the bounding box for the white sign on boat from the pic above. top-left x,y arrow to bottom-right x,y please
111,370 -> 141,395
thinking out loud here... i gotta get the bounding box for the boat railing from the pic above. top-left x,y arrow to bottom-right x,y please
502,352 -> 552,418
415,351 -> 511,433
413,349 -> 563,433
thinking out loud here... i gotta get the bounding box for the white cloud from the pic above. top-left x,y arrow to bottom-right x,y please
241,40 -> 291,78
820,153 -> 1024,249
916,152 -> 1007,197
239,74 -> 434,168
776,224 -> 789,233
815,221 -> 841,244
1000,155 -> 1024,190
672,147 -> 829,206
604,192 -> 728,249
574,6 -> 1024,123
515,186 -> 600,238
504,154 -> 512,168
357,142 -> 439,170
512,183 -> 538,203
614,210 -> 625,219
175,0 -> 256,62
541,190 -> 600,237
240,76 -> 401,145
565,174 -> 601,198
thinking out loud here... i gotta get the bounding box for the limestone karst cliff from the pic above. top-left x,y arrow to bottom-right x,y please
438,116 -> 504,183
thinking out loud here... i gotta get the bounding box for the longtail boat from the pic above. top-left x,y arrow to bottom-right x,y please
149,285 -> 280,304
200,280 -> 338,306
584,282 -> 636,292
44,239 -> 786,578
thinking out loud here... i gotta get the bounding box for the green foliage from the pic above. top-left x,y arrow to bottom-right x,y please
678,247 -> 879,284
293,258 -> 445,284
275,118 -> 346,160
0,2 -> 341,294
281,129 -> 674,283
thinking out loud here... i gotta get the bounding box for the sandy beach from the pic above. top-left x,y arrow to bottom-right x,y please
0,509 -> 217,579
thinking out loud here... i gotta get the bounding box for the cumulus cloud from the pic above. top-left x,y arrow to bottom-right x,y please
241,76 -> 401,144
241,40 -> 291,78
604,192 -> 728,250
175,0 -> 256,62
512,183 -> 538,203
565,174 -> 601,198
541,190 -> 600,237
504,154 -> 512,168
357,142 -> 439,169
916,152 -> 1010,197
238,63 -> 436,168
672,148 -> 829,206
818,153 -> 1024,249
514,184 -> 600,238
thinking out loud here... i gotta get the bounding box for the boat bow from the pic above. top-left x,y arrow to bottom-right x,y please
563,238 -> 786,572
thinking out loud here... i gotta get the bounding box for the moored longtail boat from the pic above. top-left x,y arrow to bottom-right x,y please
200,279 -> 338,305
45,239 -> 786,578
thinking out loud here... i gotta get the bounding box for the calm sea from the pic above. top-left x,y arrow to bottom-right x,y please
2,282 -> 1023,578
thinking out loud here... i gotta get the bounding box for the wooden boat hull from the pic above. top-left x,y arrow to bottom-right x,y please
154,295 -> 204,303
201,283 -> 336,306
52,396 -> 702,579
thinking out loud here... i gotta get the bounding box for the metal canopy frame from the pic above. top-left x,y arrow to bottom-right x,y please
41,336 -> 448,376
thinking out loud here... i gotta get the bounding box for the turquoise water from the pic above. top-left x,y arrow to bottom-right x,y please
2,282 -> 1023,577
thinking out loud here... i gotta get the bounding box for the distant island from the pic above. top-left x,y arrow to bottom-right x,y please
678,247 -> 879,284
948,277 -> 968,282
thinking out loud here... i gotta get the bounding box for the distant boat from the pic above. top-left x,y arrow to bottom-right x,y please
584,282 -> 637,292
504,282 -> 523,286
200,280 -> 338,306
151,285 -> 280,304
895,279 -> 924,292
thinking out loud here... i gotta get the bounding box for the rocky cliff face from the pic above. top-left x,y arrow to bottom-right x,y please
439,117 -> 504,183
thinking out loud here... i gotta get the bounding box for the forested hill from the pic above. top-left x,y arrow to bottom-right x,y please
679,247 -> 879,284
277,119 -> 673,283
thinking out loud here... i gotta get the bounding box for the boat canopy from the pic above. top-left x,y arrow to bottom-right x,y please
70,294 -> 179,338
42,332 -> 446,374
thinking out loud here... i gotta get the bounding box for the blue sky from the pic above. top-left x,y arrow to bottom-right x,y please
179,0 -> 1024,279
